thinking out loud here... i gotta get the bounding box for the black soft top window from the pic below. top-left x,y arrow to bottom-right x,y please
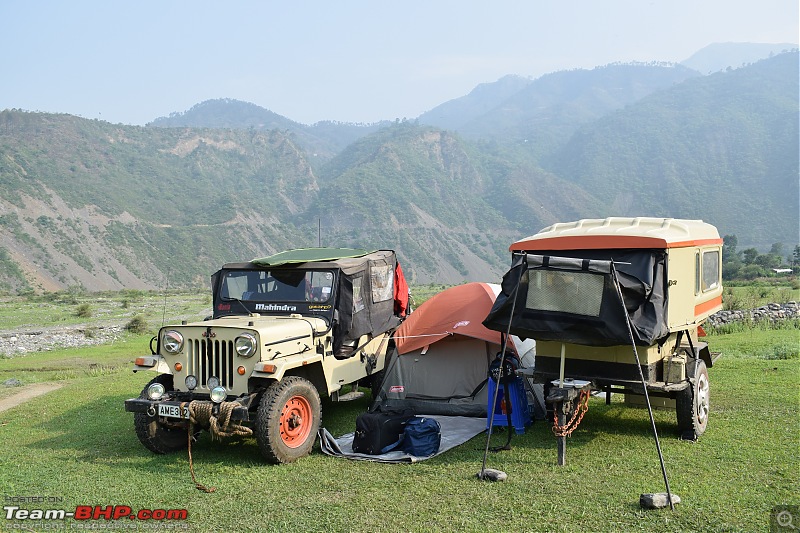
221,269 -> 334,303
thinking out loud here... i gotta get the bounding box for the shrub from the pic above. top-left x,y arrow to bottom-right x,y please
762,341 -> 800,360
121,289 -> 145,302
774,287 -> 794,304
75,303 -> 92,318
125,315 -> 149,334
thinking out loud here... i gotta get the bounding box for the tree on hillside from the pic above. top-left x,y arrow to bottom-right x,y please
722,234 -> 739,260
755,253 -> 782,270
742,248 -> 759,264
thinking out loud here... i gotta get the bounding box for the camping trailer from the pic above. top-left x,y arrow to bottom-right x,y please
484,217 -> 723,439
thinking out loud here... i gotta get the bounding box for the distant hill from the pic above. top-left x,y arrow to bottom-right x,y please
450,63 -> 701,160
149,98 -> 389,161
0,112 -> 313,292
150,98 -> 302,130
681,42 -> 798,74
0,51 -> 797,294
417,75 -> 532,130
544,52 -> 799,248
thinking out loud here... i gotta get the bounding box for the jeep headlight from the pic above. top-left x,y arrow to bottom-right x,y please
162,330 -> 184,354
235,333 -> 257,358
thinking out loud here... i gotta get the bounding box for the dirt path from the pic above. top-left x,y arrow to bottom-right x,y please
0,383 -> 63,413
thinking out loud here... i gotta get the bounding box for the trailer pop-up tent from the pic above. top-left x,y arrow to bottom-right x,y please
375,283 -> 535,416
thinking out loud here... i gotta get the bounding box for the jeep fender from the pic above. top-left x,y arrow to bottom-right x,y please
132,355 -> 171,374
249,357 -> 328,396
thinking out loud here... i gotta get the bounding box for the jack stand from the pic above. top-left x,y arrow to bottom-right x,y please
547,378 -> 591,466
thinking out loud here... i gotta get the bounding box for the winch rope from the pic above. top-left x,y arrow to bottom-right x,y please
186,415 -> 215,493
189,400 -> 253,440
551,389 -> 590,437
184,400 -> 253,493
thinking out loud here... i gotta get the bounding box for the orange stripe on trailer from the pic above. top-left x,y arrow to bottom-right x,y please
695,296 -> 723,317
666,238 -> 724,248
510,235 -> 668,251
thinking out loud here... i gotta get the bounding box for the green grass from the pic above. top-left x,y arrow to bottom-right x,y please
0,327 -> 797,532
705,320 -> 800,359
409,283 -> 452,308
0,290 -> 211,331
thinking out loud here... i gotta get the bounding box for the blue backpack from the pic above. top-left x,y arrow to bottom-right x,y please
388,416 -> 441,457
380,416 -> 442,456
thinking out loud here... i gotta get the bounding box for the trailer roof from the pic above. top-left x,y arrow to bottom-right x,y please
510,217 -> 722,251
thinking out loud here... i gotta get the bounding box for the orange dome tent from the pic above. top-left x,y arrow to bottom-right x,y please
377,283 -> 536,417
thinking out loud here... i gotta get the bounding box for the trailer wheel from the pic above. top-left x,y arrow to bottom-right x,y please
676,360 -> 709,439
255,377 -> 321,464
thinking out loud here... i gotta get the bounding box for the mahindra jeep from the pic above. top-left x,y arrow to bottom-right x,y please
124,248 -> 408,463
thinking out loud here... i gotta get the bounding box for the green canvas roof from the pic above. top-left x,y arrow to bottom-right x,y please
251,247 -> 373,267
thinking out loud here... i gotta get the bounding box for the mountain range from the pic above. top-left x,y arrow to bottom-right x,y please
0,43 -> 797,293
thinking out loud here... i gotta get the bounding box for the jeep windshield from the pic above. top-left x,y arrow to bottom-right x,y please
221,269 -> 335,304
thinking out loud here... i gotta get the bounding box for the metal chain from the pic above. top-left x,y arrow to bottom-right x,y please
551,389 -> 590,437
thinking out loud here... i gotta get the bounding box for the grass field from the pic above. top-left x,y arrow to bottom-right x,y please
0,290 -> 797,532
0,289 -> 211,331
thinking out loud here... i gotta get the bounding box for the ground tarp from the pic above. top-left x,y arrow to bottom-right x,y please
318,415 -> 487,463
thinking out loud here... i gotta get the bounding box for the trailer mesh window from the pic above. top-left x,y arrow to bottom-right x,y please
526,270 -> 605,317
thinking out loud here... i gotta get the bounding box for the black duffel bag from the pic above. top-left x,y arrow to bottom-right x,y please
352,406 -> 415,455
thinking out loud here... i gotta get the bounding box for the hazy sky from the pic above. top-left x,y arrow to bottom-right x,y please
2,1 -> 797,126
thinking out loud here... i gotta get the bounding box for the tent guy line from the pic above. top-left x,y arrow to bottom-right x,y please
391,332 -> 455,340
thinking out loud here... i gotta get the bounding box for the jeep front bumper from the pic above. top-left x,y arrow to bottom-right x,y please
124,398 -> 251,422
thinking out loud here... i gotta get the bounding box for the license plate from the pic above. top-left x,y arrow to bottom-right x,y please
158,403 -> 189,419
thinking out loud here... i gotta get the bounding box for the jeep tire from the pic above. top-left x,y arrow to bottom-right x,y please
255,376 -> 321,464
134,374 -> 190,454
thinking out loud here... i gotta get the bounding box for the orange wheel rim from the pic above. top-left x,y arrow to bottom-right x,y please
279,395 -> 313,448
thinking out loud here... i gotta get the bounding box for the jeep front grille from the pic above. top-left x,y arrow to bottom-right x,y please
186,338 -> 235,389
